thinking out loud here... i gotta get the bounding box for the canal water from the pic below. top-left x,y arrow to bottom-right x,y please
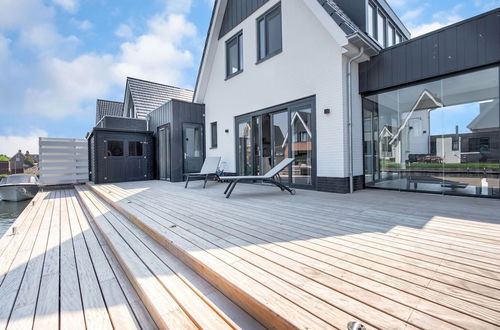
0,200 -> 30,238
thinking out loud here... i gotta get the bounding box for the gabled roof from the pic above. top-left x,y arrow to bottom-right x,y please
126,77 -> 194,119
96,99 -> 124,124
194,0 -> 368,102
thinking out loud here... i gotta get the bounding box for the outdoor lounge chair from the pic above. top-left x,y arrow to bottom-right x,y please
185,156 -> 221,188
219,158 -> 296,198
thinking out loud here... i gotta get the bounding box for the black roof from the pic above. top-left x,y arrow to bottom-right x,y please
96,99 -> 124,124
318,0 -> 360,34
126,77 -> 194,119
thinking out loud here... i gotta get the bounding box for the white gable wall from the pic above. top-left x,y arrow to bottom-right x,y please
201,0 -> 359,178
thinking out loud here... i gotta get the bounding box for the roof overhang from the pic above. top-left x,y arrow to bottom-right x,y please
345,32 -> 381,59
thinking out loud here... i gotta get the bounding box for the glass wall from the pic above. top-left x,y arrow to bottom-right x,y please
363,66 -> 500,198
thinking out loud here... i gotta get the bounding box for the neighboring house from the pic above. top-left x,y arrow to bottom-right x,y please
24,150 -> 39,164
123,77 -> 194,119
96,99 -> 124,124
9,150 -> 25,174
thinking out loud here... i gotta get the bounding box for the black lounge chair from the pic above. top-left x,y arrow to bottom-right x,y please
185,156 -> 221,188
219,158 -> 296,198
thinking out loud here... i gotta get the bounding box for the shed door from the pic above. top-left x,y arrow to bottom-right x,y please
183,124 -> 204,174
126,140 -> 146,181
104,140 -> 126,182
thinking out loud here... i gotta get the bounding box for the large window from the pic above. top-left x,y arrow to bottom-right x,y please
363,66 -> 500,198
257,4 -> 282,62
226,31 -> 243,78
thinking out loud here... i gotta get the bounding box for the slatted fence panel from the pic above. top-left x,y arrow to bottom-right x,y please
39,137 -> 88,185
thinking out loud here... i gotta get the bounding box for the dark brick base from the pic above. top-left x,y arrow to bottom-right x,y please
317,175 -> 365,194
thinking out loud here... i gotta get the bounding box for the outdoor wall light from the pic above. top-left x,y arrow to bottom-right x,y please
324,109 -> 331,114
225,129 -> 229,133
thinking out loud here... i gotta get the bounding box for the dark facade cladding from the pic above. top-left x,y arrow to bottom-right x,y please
317,175 -> 365,193
359,8 -> 500,94
88,118 -> 154,184
148,100 -> 205,182
219,0 -> 268,38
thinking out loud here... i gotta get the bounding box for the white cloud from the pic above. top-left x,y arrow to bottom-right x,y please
401,8 -> 423,21
50,0 -> 78,13
407,4 -> 463,37
115,24 -> 134,39
113,13 -> 197,86
0,34 -> 10,62
0,130 -> 48,156
166,0 -> 193,13
71,19 -> 93,31
24,54 -> 115,118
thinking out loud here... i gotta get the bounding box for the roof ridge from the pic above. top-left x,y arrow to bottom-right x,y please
126,76 -> 194,92
97,99 -> 124,104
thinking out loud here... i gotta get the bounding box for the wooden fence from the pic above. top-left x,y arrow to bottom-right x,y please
39,137 -> 88,185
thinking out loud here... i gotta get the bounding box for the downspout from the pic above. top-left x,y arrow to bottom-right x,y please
347,46 -> 364,193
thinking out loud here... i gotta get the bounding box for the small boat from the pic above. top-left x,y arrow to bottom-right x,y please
0,174 -> 40,202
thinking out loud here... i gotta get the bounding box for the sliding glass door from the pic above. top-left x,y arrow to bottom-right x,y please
235,97 -> 315,189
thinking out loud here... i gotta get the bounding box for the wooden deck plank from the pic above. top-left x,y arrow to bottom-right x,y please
59,190 -> 86,330
33,190 -> 61,329
91,180 -> 500,330
103,183 -> 500,329
3,191 -> 53,330
65,190 -> 114,330
68,189 -> 141,330
82,198 -> 158,330
0,192 -> 45,260
0,192 -> 49,287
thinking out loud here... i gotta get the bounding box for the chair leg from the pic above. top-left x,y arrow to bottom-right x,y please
224,181 -> 234,194
226,180 -> 239,198
184,176 -> 190,188
203,174 -> 209,189
268,179 -> 295,195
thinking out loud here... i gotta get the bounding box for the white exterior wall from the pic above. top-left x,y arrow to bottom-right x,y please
201,0 -> 351,178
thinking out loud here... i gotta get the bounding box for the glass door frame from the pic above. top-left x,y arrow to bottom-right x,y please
158,124 -> 171,181
234,96 -> 317,189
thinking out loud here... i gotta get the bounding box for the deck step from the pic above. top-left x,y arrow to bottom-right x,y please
74,185 -> 262,330
86,183 -> 371,330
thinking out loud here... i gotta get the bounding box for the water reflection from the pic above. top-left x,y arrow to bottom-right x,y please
0,200 -> 30,238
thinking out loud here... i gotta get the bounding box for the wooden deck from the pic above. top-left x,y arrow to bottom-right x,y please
89,180 -> 500,330
1,180 -> 499,329
0,189 -> 156,329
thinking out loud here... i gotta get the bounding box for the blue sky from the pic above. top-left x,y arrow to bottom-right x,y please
0,0 -> 498,156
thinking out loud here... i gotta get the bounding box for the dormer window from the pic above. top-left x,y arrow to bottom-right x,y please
257,4 -> 282,62
226,31 -> 243,79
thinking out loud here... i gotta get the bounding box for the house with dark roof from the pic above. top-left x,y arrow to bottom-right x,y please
193,0 -> 499,198
123,77 -> 194,119
95,99 -> 124,124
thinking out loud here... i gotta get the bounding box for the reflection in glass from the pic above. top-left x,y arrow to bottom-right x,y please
363,66 -> 500,197
272,111 -> 288,180
290,108 -> 312,185
238,121 -> 252,175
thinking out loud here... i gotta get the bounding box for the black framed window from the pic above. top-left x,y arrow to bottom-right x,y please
257,4 -> 282,62
452,137 -> 459,151
107,141 -> 124,156
469,137 -> 490,152
226,31 -> 243,78
210,122 -> 218,148
129,141 -> 143,156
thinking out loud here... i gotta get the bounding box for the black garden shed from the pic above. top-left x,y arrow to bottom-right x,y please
88,116 -> 154,184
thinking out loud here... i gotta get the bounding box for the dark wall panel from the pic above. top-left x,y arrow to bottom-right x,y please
360,8 -> 500,94
219,0 -> 268,38
148,100 -> 205,182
